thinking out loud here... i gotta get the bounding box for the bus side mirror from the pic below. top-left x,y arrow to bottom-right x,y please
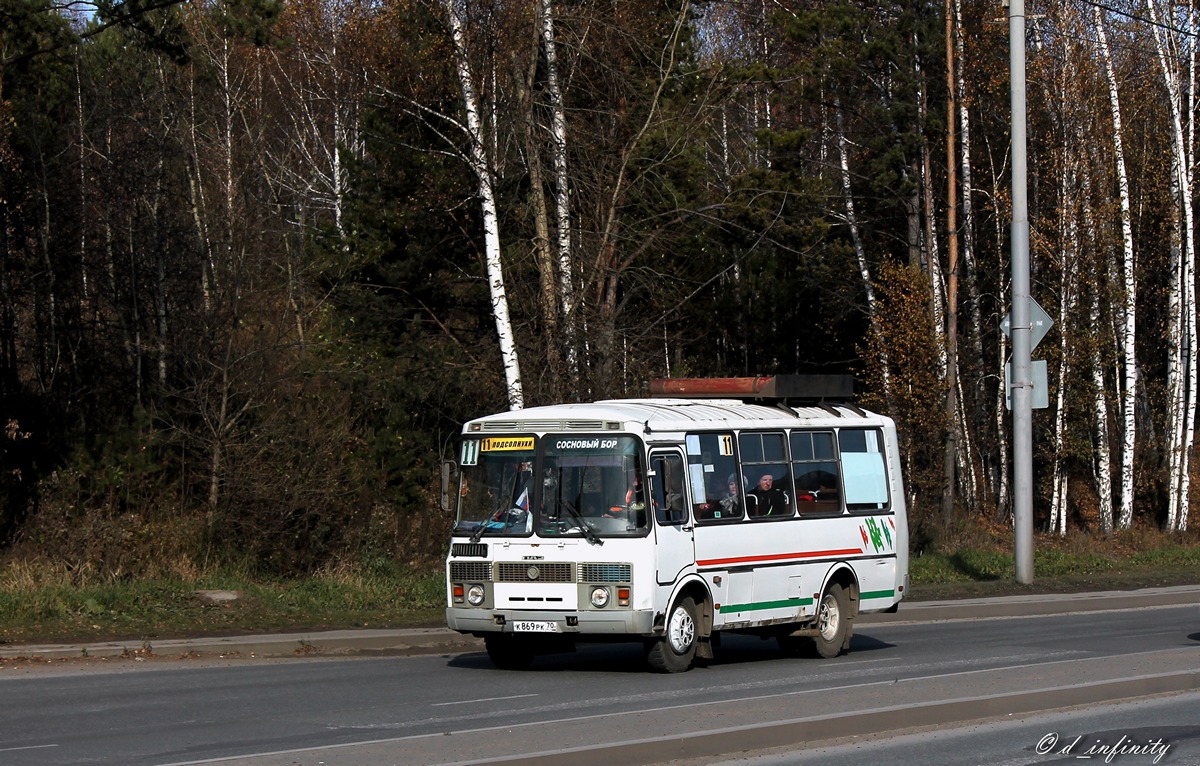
440,460 -> 458,513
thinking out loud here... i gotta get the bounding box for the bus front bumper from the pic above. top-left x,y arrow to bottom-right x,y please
446,607 -> 656,637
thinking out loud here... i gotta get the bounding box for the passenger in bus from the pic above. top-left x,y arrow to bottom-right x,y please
717,474 -> 741,516
603,502 -> 630,520
625,475 -> 645,510
796,469 -> 839,505
602,474 -> 642,519
749,473 -> 788,517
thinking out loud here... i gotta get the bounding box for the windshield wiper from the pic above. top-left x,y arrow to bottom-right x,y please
468,513 -> 495,543
559,501 -> 603,546
469,506 -> 528,543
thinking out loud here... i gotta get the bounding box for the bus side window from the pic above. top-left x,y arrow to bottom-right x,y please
686,432 -> 742,522
792,430 -> 842,514
740,432 -> 793,519
839,428 -> 890,512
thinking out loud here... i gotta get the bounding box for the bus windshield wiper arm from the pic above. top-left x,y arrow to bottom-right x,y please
468,514 -> 492,543
560,502 -> 603,546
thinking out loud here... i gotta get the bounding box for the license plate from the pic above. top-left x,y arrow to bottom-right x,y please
511,620 -> 560,633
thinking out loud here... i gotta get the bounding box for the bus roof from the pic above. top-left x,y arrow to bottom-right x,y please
462,397 -> 890,436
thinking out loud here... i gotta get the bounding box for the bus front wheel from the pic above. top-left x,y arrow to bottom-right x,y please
484,635 -> 535,670
646,595 -> 698,673
812,583 -> 850,659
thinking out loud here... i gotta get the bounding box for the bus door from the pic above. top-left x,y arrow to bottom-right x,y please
648,449 -> 694,585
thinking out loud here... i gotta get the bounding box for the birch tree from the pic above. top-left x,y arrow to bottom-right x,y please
950,0 -> 984,516
540,0 -> 575,379
1081,158 -> 1115,536
834,95 -> 890,404
441,0 -> 524,410
1146,0 -> 1195,532
1093,7 -> 1136,531
1048,158 -> 1078,537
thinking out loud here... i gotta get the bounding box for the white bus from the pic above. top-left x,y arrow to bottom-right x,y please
441,375 -> 909,672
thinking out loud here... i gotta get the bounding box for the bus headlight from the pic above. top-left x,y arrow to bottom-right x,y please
590,586 -> 610,608
466,584 -> 486,606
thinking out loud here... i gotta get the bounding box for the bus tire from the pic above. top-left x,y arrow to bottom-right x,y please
813,583 -> 850,659
484,635 -> 535,670
646,595 -> 698,673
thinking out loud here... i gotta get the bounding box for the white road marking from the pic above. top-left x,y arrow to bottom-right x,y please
432,693 -> 538,707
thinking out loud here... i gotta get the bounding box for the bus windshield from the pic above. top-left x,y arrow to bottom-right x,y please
455,435 -> 648,539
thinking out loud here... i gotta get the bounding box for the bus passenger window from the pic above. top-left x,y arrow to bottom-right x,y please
686,432 -> 742,522
791,431 -> 842,513
739,432 -> 793,519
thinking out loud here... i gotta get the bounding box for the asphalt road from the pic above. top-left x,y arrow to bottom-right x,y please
0,585 -> 1197,766
680,690 -> 1200,766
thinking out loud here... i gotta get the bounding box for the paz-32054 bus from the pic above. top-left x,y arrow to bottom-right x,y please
441,376 -> 909,672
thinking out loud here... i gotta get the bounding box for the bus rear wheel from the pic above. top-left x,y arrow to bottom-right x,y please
812,583 -> 850,659
484,635 -> 535,670
646,595 -> 698,673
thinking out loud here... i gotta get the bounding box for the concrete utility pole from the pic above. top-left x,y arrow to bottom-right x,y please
1009,0 -> 1034,584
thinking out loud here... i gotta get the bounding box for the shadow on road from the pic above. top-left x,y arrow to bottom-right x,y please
444,631 -> 897,673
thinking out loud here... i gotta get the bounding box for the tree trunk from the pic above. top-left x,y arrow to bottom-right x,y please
1049,146 -> 1078,538
1094,9 -> 1133,532
444,0 -> 524,410
942,0 -> 959,527
540,0 -> 576,384
1148,0 -> 1196,531
988,149 -> 1010,520
834,96 -> 890,404
517,27 -> 563,396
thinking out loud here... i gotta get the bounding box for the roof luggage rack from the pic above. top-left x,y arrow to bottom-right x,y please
649,375 -> 857,405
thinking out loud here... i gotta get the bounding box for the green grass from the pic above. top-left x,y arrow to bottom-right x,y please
909,541 -> 1200,600
3,537 -> 1199,647
0,562 -> 446,646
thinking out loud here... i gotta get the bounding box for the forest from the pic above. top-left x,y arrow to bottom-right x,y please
1,0 -> 1196,578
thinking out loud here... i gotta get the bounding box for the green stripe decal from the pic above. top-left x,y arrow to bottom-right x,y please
860,589 -> 895,600
719,598 -> 814,613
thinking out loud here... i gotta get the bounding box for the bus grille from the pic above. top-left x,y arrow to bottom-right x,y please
451,543 -> 488,558
496,562 -> 574,582
450,561 -> 493,581
581,563 -> 632,582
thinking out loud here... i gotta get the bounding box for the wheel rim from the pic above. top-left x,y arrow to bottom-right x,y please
667,604 -> 695,654
818,592 -> 841,642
